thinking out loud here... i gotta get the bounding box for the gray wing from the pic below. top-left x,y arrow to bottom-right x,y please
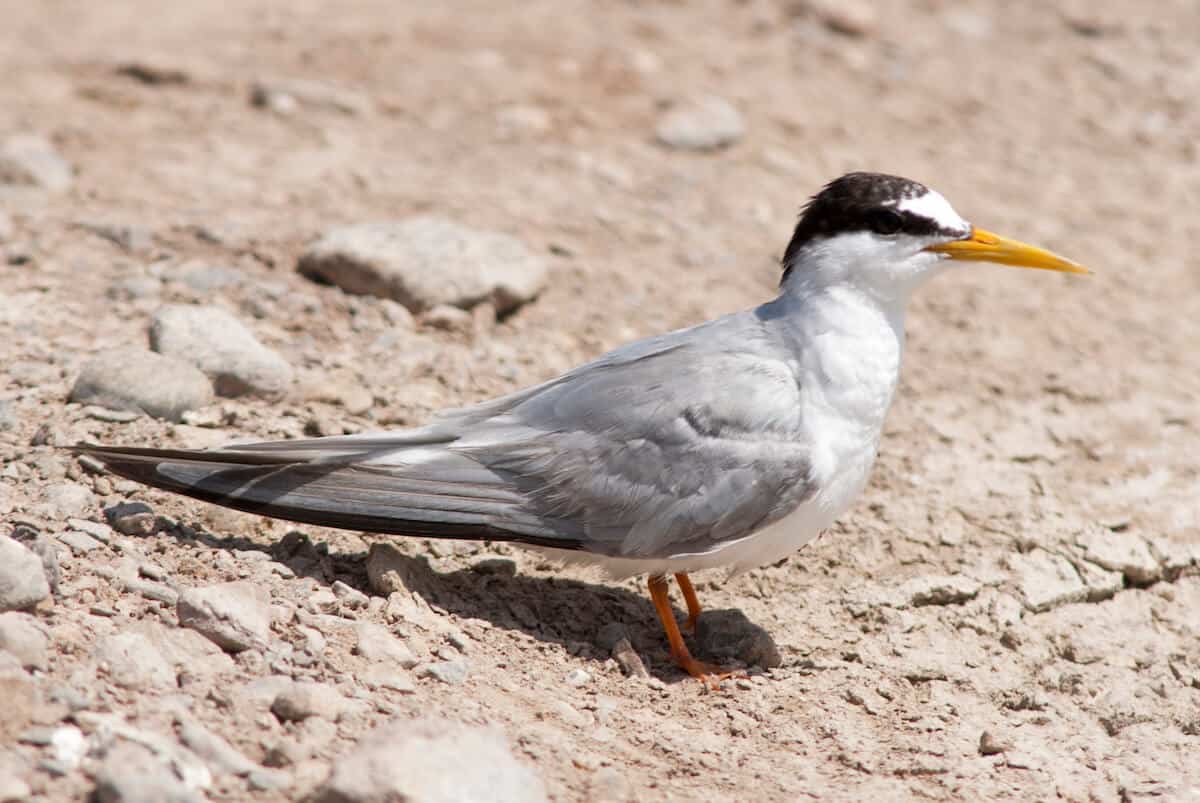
77,312 -> 815,560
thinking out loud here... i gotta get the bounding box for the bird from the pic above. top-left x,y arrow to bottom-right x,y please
74,172 -> 1087,685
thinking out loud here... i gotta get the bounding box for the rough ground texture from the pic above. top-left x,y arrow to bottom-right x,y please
2,1 -> 1199,801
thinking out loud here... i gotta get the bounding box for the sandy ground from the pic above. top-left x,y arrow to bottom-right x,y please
2,0 -> 1199,800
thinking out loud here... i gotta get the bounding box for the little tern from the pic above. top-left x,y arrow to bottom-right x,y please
75,172 -> 1087,683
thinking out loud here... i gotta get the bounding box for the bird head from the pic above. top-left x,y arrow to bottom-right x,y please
780,172 -> 1087,301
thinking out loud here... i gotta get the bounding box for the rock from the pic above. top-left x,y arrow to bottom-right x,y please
655,95 -> 745,151
331,580 -> 369,608
694,609 -> 782,669
175,716 -> 257,777
804,0 -> 878,37
900,574 -> 982,607
251,79 -> 371,116
309,718 -> 548,803
172,262 -> 244,293
58,529 -> 106,555
1007,549 -> 1087,612
0,655 -> 39,741
149,305 -> 293,397
471,557 -> 517,577
177,581 -> 272,652
0,612 -> 48,669
420,304 -> 474,333
137,622 -> 236,678
92,741 -> 205,803
79,221 -> 154,253
0,535 -> 50,611
1077,530 -> 1161,585
297,218 -> 548,315
1094,686 -> 1155,736
365,543 -> 423,595
107,275 -> 163,301
70,348 -> 214,422
41,482 -> 95,519
97,631 -> 176,690
0,210 -> 11,241
419,660 -> 469,686
105,501 -> 161,536
0,757 -> 30,802
271,681 -> 344,722
589,766 -> 630,802
978,730 -> 1011,755
354,623 -> 418,667
0,134 -> 72,192
564,669 -> 591,688
360,665 -> 416,693
611,639 -> 648,679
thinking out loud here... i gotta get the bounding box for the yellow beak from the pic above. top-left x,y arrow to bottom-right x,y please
926,228 -> 1089,274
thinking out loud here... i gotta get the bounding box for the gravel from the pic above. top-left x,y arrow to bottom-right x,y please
177,581 -> 272,653
70,348 -> 214,422
309,718 -> 548,803
655,95 -> 745,150
298,217 -> 548,314
149,305 -> 293,397
0,536 -> 50,612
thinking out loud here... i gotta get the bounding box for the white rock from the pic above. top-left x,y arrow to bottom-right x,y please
309,718 -> 548,803
354,623 -> 418,667
150,305 -> 293,398
0,536 -> 50,612
92,741 -> 205,803
0,611 -> 48,669
297,217 -> 548,314
177,580 -> 272,653
176,715 -> 257,777
0,133 -> 72,191
70,348 -> 214,422
42,482 -> 96,520
271,681 -> 344,722
97,631 -> 176,690
655,95 -> 745,151
1008,549 -> 1088,612
1077,529 -> 1161,585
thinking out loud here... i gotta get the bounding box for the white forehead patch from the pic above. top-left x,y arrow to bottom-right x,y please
893,190 -> 969,235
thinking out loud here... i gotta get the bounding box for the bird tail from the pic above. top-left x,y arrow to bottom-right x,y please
69,443 -> 577,550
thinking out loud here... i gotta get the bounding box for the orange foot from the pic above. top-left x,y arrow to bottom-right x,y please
672,653 -> 748,690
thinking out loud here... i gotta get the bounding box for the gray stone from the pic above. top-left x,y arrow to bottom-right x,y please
97,631 -> 176,690
251,79 -> 371,116
420,660 -> 469,686
655,95 -> 745,151
271,681 -> 344,722
694,609 -> 782,669
68,517 -> 114,543
0,134 -> 72,192
309,717 -> 548,803
41,482 -> 95,519
1077,530 -> 1161,585
177,581 -> 272,653
298,217 -> 547,314
0,612 -> 48,669
900,574 -> 982,607
173,263 -> 245,293
71,348 -> 214,422
58,529 -> 106,555
0,655 -> 39,742
104,501 -> 161,537
175,716 -> 257,777
0,535 -> 50,611
134,622 -> 236,677
331,580 -> 369,608
93,741 -> 205,803
107,275 -> 163,301
354,623 -> 418,667
805,0 -> 878,37
150,305 -> 293,398
1008,549 -> 1088,612
360,665 -> 416,693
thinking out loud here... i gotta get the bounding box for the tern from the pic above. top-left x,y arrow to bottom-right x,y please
75,172 -> 1087,684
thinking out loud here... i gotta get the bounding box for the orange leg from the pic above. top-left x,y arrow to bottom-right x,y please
674,572 -> 702,633
647,574 -> 742,687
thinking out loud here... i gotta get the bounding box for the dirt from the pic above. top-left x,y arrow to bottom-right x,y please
2,0 -> 1199,800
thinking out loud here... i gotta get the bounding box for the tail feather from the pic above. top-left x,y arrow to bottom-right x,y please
70,444 -> 581,550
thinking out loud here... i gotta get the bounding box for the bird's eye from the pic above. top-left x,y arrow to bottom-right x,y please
867,208 -> 904,236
